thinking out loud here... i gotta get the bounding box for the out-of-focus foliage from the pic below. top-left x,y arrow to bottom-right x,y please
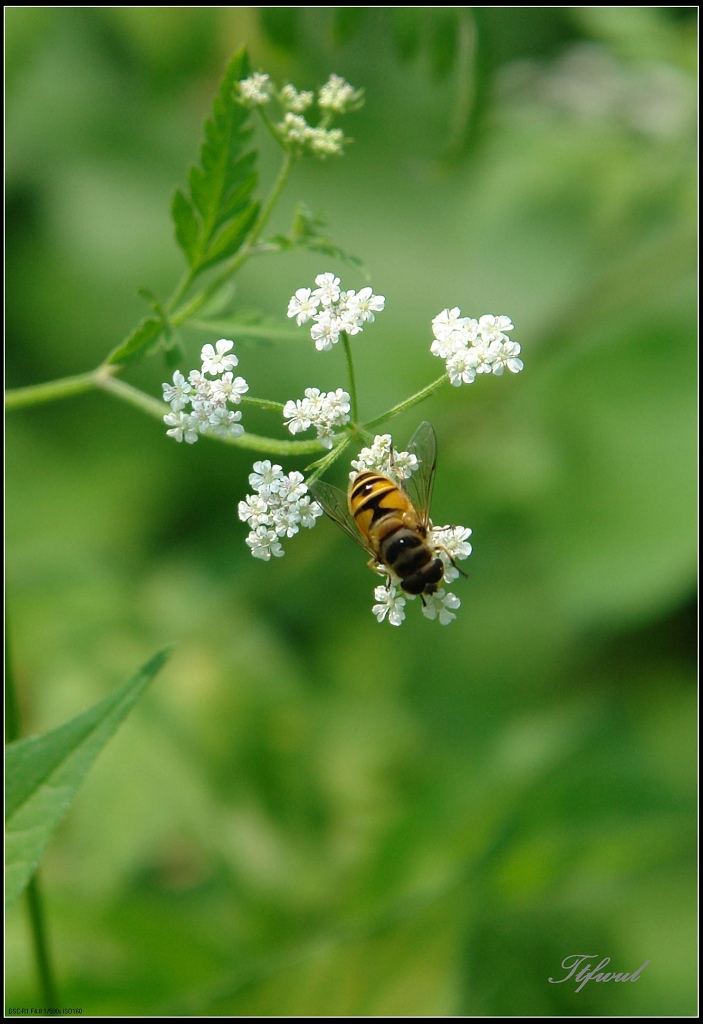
5,7 -> 696,1016
6,650 -> 171,908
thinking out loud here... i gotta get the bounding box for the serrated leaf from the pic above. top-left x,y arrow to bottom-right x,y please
5,648 -> 172,908
198,203 -> 260,272
175,50 -> 260,275
107,315 -> 163,366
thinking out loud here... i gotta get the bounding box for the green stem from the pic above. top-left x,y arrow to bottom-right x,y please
5,369 -> 109,411
341,332 -> 359,424
96,376 -> 323,456
96,375 -> 165,418
25,878 -> 60,1009
365,374 -> 449,430
248,149 -> 295,248
241,396 -> 285,413
304,437 -> 352,484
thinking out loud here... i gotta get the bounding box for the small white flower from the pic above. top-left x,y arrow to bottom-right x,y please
433,525 -> 473,563
207,407 -> 244,439
349,286 -> 386,323
372,582 -> 407,626
279,84 -> 314,113
421,589 -> 461,625
432,525 -> 472,582
249,460 -> 285,495
238,493 -> 270,528
201,339 -> 238,375
187,369 -> 211,395
279,112 -> 313,146
318,74 -> 364,114
162,370 -> 192,411
445,347 -> 479,386
490,340 -> 524,376
298,496 -> 324,528
478,314 -> 514,344
163,410 -> 199,444
283,398 -> 312,435
246,525 -> 285,561
287,287 -> 319,325
211,373 -> 249,404
307,127 -> 346,157
312,272 -> 342,307
310,309 -> 342,351
239,72 -> 274,107
391,450 -> 419,481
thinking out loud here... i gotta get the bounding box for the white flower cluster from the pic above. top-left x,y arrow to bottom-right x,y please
162,339 -> 249,443
283,387 -> 351,448
238,73 -> 363,158
372,583 -> 462,627
288,273 -> 386,351
318,74 -> 365,114
349,434 -> 418,481
431,309 -> 523,386
238,71 -> 275,107
238,461 -> 323,560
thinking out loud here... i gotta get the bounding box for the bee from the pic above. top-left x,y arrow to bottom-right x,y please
310,422 -> 461,596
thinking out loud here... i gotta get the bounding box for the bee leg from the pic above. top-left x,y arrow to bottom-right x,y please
367,557 -> 391,582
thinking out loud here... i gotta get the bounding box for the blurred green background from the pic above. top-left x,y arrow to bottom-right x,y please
5,7 -> 697,1016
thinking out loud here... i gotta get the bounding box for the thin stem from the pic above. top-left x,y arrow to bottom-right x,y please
248,149 -> 295,249
164,266 -> 198,319
95,375 -> 166,419
304,437 -> 352,484
241,396 -> 285,412
96,376 -> 323,456
5,370 -> 108,411
341,332 -> 359,424
364,374 -> 449,430
25,878 -> 60,1009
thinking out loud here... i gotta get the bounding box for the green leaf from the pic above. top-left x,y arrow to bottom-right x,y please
5,648 -> 172,908
175,50 -> 260,275
172,188 -> 200,266
107,315 -> 163,366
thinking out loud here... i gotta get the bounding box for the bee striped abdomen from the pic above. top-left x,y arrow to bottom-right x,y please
347,470 -> 444,595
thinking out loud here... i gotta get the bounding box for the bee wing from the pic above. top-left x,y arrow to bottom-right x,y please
309,478 -> 378,559
404,421 -> 437,530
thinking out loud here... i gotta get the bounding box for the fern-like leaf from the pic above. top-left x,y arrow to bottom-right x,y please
172,50 -> 260,275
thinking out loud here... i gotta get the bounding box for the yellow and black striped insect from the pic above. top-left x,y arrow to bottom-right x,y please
310,422 -> 456,596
